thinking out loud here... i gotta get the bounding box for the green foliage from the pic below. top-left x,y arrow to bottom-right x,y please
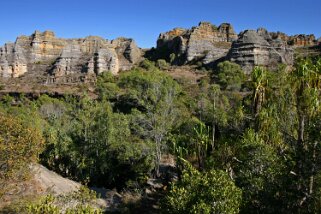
169,53 -> 176,64
140,59 -> 157,71
118,69 -> 182,176
27,187 -> 102,214
27,195 -> 59,214
41,98 -> 154,188
162,163 -> 242,214
235,129 -> 285,213
156,59 -> 169,70
1,57 -> 321,213
96,72 -> 120,100
0,113 -> 44,196
216,61 -> 246,91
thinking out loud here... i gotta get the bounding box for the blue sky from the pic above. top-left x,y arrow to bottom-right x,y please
0,0 -> 320,48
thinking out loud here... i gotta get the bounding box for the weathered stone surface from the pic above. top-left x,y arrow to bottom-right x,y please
113,37 -> 142,70
0,31 -> 142,83
270,32 -> 317,47
228,30 -> 294,73
287,34 -> 316,47
0,43 -> 28,78
156,22 -> 237,64
156,23 -> 319,72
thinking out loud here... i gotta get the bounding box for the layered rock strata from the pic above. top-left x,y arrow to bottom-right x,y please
0,31 -> 142,83
157,22 -> 238,64
156,22 -> 318,73
228,29 -> 294,73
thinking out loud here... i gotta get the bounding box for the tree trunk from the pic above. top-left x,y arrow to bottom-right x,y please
309,141 -> 317,195
212,98 -> 215,150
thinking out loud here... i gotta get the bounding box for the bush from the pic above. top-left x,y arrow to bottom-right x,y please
216,61 -> 246,91
140,59 -> 157,71
27,187 -> 102,214
169,53 -> 176,64
156,59 -> 168,70
0,113 -> 44,187
162,164 -> 242,214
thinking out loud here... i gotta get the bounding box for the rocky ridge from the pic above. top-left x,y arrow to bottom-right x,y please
0,31 -> 142,83
228,29 -> 294,73
0,23 -> 320,83
157,22 -> 237,64
156,22 -> 319,72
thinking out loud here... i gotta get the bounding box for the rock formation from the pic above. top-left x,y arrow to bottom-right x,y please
155,22 -> 319,73
288,34 -> 316,47
0,31 -> 142,83
228,29 -> 294,73
156,22 -> 238,64
269,32 -> 317,47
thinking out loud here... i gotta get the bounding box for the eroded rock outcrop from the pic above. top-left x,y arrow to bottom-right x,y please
271,32 -> 318,48
156,22 -> 237,64
228,30 -> 293,73
0,43 -> 28,78
155,22 -> 319,73
0,31 -> 142,83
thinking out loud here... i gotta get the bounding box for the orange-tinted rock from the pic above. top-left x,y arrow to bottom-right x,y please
288,34 -> 316,46
156,22 -> 237,64
0,31 -> 142,82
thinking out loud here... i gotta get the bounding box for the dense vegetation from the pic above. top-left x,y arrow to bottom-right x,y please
0,57 -> 321,213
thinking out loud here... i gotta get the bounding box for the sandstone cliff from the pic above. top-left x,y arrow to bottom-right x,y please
0,31 -> 142,83
228,29 -> 294,73
270,31 -> 318,47
156,22 -> 237,64
155,22 -> 319,73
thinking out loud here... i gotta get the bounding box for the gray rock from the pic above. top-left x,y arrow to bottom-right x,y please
96,49 -> 119,75
113,37 -> 142,69
0,30 -> 141,83
156,22 -> 237,64
228,30 -> 293,73
147,178 -> 164,189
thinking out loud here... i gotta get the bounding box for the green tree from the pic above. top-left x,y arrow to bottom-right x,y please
290,57 -> 321,210
162,163 -> 242,214
0,113 -> 44,196
216,61 -> 246,91
235,129 -> 285,213
118,69 -> 182,177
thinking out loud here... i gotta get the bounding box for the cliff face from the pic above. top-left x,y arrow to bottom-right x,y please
0,31 -> 142,83
155,22 -> 319,73
228,29 -> 294,73
157,22 -> 237,64
269,32 -> 317,47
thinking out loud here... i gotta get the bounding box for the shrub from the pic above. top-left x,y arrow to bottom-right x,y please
140,59 -> 157,71
156,59 -> 168,70
216,61 -> 246,91
162,164 -> 242,214
0,113 -> 44,184
27,187 -> 102,214
169,53 -> 176,64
